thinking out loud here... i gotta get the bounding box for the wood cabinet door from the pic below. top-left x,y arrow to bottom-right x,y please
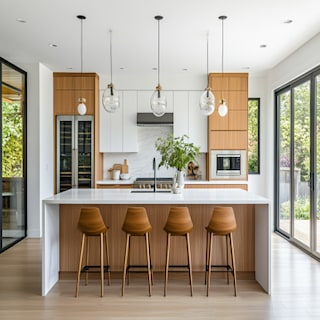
209,130 -> 247,149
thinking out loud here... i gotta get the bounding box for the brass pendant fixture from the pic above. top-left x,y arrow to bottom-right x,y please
150,15 -> 167,117
77,15 -> 87,116
102,29 -> 120,113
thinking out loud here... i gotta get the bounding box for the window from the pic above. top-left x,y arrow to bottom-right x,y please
248,98 -> 260,174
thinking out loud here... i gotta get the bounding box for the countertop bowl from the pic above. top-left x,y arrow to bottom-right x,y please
120,173 -> 131,180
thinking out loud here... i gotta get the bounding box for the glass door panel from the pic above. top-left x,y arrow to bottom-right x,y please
279,90 -> 291,234
316,75 -> 320,253
293,81 -> 311,247
77,119 -> 93,188
58,120 -> 73,192
1,60 -> 26,250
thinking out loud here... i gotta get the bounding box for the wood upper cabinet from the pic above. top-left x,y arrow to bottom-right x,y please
54,73 -> 97,115
208,73 -> 248,150
53,72 -> 103,187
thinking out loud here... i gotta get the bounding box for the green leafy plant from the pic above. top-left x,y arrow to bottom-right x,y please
155,134 -> 200,171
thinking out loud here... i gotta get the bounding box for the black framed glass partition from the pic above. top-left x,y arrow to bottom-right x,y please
275,65 -> 320,259
0,57 -> 27,252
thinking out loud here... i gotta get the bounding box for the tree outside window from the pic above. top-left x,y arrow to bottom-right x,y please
248,98 -> 260,174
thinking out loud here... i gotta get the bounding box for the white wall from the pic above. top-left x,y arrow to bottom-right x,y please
21,62 -> 41,237
39,64 -> 54,237
9,61 -> 53,238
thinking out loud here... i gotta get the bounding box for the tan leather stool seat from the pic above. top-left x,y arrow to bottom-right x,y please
206,206 -> 237,296
122,207 -> 153,296
164,207 -> 193,296
75,207 -> 110,297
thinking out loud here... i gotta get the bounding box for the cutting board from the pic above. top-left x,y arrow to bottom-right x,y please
122,159 -> 128,173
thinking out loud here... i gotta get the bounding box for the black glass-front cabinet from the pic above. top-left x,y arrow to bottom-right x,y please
56,115 -> 94,193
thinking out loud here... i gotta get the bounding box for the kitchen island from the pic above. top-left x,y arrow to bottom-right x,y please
42,188 -> 270,296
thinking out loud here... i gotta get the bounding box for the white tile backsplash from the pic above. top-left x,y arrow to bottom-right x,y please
102,127 -> 206,180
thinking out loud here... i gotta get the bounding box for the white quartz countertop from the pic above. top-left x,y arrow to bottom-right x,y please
43,188 -> 269,205
96,179 -> 248,185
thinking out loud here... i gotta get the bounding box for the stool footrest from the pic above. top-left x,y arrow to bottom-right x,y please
206,264 -> 234,272
126,264 -> 153,273
81,265 -> 110,273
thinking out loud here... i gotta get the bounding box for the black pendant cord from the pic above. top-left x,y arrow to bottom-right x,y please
206,33 -> 209,90
157,17 -> 160,87
219,15 -> 227,102
109,29 -> 113,85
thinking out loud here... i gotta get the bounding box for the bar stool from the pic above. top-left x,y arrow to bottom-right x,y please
75,207 -> 110,297
205,206 -> 237,296
121,207 -> 153,296
164,207 -> 193,296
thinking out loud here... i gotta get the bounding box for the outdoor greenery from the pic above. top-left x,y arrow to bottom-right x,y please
248,98 -> 259,174
279,78 -> 320,221
2,101 -> 23,177
155,134 -> 200,171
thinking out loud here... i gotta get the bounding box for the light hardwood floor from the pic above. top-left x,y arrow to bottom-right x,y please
0,234 -> 320,320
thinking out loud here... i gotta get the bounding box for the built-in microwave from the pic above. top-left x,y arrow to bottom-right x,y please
210,150 -> 247,180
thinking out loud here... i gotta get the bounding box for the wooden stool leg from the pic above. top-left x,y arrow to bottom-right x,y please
105,232 -> 111,286
164,232 -> 171,296
85,237 -> 90,285
226,235 -> 230,285
148,233 -> 154,285
145,232 -> 152,296
206,232 -> 213,296
205,230 -> 209,285
229,233 -> 237,296
122,233 -> 130,296
127,235 -> 131,285
75,233 -> 86,297
100,233 -> 104,297
186,233 -> 193,296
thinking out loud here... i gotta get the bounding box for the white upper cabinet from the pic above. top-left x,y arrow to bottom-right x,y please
173,91 -> 208,152
99,91 -> 138,152
137,90 -> 174,113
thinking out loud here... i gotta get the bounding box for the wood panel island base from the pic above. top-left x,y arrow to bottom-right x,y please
42,188 -> 271,296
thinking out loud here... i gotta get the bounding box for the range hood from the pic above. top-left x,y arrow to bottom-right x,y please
137,113 -> 173,127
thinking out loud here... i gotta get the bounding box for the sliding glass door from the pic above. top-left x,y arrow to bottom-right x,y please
0,58 -> 27,252
276,67 -> 320,257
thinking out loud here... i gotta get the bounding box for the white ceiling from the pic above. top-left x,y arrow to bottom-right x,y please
1,0 -> 320,78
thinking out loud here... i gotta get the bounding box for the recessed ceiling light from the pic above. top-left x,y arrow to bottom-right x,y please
182,68 -> 188,71
282,19 -> 293,24
260,44 -> 267,48
48,43 -> 58,48
16,18 -> 27,23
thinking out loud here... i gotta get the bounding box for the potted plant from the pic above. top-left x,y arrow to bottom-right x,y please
155,134 -> 200,192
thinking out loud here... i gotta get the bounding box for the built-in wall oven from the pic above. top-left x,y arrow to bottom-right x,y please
210,150 -> 247,180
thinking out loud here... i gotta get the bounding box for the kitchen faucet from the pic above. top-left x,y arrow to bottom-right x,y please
153,157 -> 156,192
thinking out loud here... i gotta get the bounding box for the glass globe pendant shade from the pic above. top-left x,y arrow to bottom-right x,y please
151,87 -> 167,117
77,97 -> 87,115
102,83 -> 120,113
218,99 -> 228,117
200,88 -> 215,116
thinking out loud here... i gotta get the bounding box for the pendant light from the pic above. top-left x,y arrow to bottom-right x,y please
218,15 -> 228,117
199,33 -> 215,116
77,15 -> 87,116
102,29 -> 120,113
150,15 -> 166,117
